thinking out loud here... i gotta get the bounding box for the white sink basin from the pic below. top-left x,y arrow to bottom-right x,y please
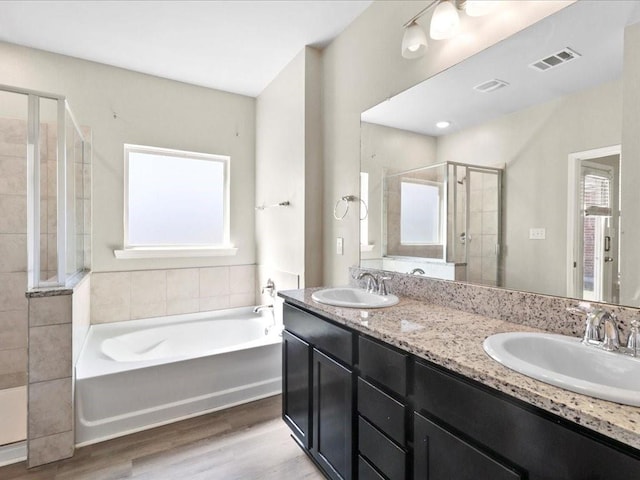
483,332 -> 640,406
311,287 -> 399,309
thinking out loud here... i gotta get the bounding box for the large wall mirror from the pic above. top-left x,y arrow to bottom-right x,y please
360,1 -> 640,307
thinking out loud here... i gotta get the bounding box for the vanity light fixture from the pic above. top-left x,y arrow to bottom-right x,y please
401,21 -> 429,59
436,120 -> 451,129
430,0 -> 460,40
401,0 -> 498,59
464,0 -> 497,17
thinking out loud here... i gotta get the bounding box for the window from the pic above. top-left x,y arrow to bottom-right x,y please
400,179 -> 441,245
117,144 -> 233,258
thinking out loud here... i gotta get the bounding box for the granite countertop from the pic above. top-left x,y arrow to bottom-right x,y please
279,288 -> 640,451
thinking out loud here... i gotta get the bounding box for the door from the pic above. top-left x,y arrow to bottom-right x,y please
573,157 -> 620,303
282,330 -> 311,448
414,412 -> 523,480
312,349 -> 353,480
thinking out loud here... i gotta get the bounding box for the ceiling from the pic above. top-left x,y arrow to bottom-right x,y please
0,0 -> 372,97
361,1 -> 640,137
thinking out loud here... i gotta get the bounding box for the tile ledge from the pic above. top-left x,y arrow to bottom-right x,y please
113,247 -> 238,259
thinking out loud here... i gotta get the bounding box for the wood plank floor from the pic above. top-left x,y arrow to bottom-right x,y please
0,395 -> 325,480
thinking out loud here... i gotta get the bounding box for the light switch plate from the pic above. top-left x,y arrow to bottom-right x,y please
336,237 -> 344,255
529,228 -> 546,240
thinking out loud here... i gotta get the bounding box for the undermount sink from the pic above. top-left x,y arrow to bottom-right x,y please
311,287 -> 399,309
483,332 -> 640,407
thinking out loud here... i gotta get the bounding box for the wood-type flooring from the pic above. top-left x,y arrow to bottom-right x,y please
0,395 -> 324,480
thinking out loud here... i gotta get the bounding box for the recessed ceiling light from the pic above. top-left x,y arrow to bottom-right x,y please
436,121 -> 451,129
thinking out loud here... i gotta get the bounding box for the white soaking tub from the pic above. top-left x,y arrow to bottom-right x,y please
75,307 -> 282,446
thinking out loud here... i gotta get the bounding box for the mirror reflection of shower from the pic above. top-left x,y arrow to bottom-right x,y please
361,161 -> 502,285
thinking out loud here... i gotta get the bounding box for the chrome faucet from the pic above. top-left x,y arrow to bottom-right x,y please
253,304 -> 273,314
377,276 -> 391,295
356,272 -> 378,293
253,304 -> 278,335
598,310 -> 621,352
582,308 -> 601,345
409,268 -> 425,275
626,320 -> 639,357
579,308 -> 620,350
355,272 -> 392,296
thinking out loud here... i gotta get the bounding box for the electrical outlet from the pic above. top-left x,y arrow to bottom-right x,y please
336,237 -> 344,255
529,228 -> 546,240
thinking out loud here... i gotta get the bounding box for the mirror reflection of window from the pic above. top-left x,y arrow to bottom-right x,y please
360,172 -> 369,247
400,180 -> 441,245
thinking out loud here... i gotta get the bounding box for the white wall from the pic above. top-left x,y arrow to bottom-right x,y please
620,22 -> 640,305
256,46 -> 323,293
321,0 -> 572,285
0,41 -> 256,274
360,122 -> 437,261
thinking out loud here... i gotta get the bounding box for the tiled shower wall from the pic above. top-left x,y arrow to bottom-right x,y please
0,118 -> 29,417
91,265 -> 257,324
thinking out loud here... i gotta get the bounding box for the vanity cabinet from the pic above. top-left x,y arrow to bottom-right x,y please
413,359 -> 640,480
283,303 -> 355,480
282,301 -> 640,480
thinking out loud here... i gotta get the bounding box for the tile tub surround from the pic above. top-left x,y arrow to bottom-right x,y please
350,267 -> 640,341
27,292 -> 74,468
90,265 -> 257,324
279,288 -> 640,452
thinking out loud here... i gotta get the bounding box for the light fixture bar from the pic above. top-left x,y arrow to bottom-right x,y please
402,0 -> 439,28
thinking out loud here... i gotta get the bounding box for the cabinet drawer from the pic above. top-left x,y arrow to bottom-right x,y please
359,336 -> 407,396
359,456 -> 385,480
358,377 -> 405,445
284,303 -> 353,365
359,416 -> 406,480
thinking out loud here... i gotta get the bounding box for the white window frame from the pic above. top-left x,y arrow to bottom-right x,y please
114,144 -> 237,259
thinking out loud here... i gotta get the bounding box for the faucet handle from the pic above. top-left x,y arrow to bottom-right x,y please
377,276 -> 391,296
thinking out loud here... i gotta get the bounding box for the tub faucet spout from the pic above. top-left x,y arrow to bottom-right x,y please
253,304 -> 273,314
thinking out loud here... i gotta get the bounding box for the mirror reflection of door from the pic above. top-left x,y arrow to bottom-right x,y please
573,154 -> 620,303
465,168 -> 501,287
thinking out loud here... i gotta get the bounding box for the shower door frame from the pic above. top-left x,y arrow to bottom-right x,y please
0,83 -> 87,288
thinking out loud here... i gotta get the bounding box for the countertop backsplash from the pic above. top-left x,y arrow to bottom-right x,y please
349,266 -> 639,341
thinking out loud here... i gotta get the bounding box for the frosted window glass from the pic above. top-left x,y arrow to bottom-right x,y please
401,181 -> 440,244
127,151 -> 226,246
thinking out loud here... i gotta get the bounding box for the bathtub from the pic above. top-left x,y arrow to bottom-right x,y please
0,386 -> 27,466
75,307 -> 282,446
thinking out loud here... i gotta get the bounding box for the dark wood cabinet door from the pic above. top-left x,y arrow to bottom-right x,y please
282,330 -> 311,448
413,412 -> 523,480
312,348 -> 353,480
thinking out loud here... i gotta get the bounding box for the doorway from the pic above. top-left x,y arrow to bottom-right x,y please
567,147 -> 621,303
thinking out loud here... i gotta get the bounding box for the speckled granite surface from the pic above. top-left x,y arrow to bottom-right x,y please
279,288 -> 640,452
350,267 -> 640,341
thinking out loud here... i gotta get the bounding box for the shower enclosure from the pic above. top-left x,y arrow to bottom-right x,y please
379,161 -> 502,285
0,84 -> 91,452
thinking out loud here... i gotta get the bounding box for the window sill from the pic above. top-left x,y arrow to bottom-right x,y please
360,244 -> 375,252
113,246 -> 238,259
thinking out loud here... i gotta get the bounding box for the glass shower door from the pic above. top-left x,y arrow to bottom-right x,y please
466,168 -> 501,286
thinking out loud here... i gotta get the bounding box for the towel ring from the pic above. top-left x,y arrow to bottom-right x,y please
333,195 -> 368,221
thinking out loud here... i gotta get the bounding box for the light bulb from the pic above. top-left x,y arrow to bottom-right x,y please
401,22 -> 428,59
465,0 -> 497,17
436,121 -> 451,129
430,0 -> 460,40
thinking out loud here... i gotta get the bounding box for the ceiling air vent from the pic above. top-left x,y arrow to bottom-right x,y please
530,47 -> 581,72
473,78 -> 510,93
